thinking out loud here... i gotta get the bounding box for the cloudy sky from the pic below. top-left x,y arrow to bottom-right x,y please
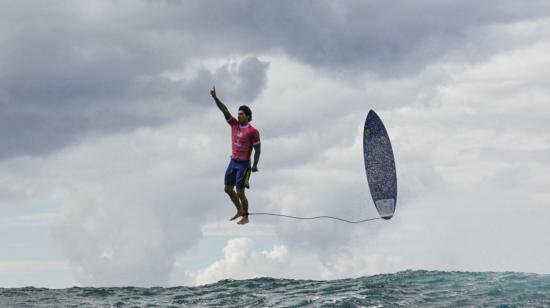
1,0 -> 550,288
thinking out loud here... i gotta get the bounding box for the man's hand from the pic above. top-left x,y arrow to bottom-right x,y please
210,85 -> 216,98
251,166 -> 259,172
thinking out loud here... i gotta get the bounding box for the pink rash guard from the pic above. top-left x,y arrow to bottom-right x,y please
227,117 -> 260,161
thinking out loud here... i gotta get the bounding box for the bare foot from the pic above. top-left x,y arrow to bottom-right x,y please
237,216 -> 249,225
229,212 -> 243,221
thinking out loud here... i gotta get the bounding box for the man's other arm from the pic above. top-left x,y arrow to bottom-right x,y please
252,143 -> 261,172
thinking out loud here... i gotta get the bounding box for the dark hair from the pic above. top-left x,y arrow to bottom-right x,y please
239,105 -> 252,121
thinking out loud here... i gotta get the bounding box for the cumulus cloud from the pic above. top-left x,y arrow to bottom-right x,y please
191,238 -> 289,285
184,237 -> 364,286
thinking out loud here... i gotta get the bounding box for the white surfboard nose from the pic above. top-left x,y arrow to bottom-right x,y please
375,199 -> 395,219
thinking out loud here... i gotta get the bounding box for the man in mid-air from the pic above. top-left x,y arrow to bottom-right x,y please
210,85 -> 261,225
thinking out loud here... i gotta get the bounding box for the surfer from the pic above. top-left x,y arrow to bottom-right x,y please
210,85 -> 261,225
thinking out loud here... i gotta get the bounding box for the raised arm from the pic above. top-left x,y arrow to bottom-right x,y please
210,85 -> 232,121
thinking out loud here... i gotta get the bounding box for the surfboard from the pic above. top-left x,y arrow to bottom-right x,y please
363,110 -> 397,220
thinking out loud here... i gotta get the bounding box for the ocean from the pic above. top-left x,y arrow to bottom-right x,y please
1,270 -> 549,307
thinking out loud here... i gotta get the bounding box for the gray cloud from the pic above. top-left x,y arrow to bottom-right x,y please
0,51 -> 269,159
153,0 -> 550,74
2,1 -> 549,159
0,2 -> 270,159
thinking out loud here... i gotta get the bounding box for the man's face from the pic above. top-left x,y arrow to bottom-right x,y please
237,110 -> 248,123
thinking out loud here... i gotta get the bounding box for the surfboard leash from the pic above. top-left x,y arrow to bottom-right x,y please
247,212 -> 383,224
